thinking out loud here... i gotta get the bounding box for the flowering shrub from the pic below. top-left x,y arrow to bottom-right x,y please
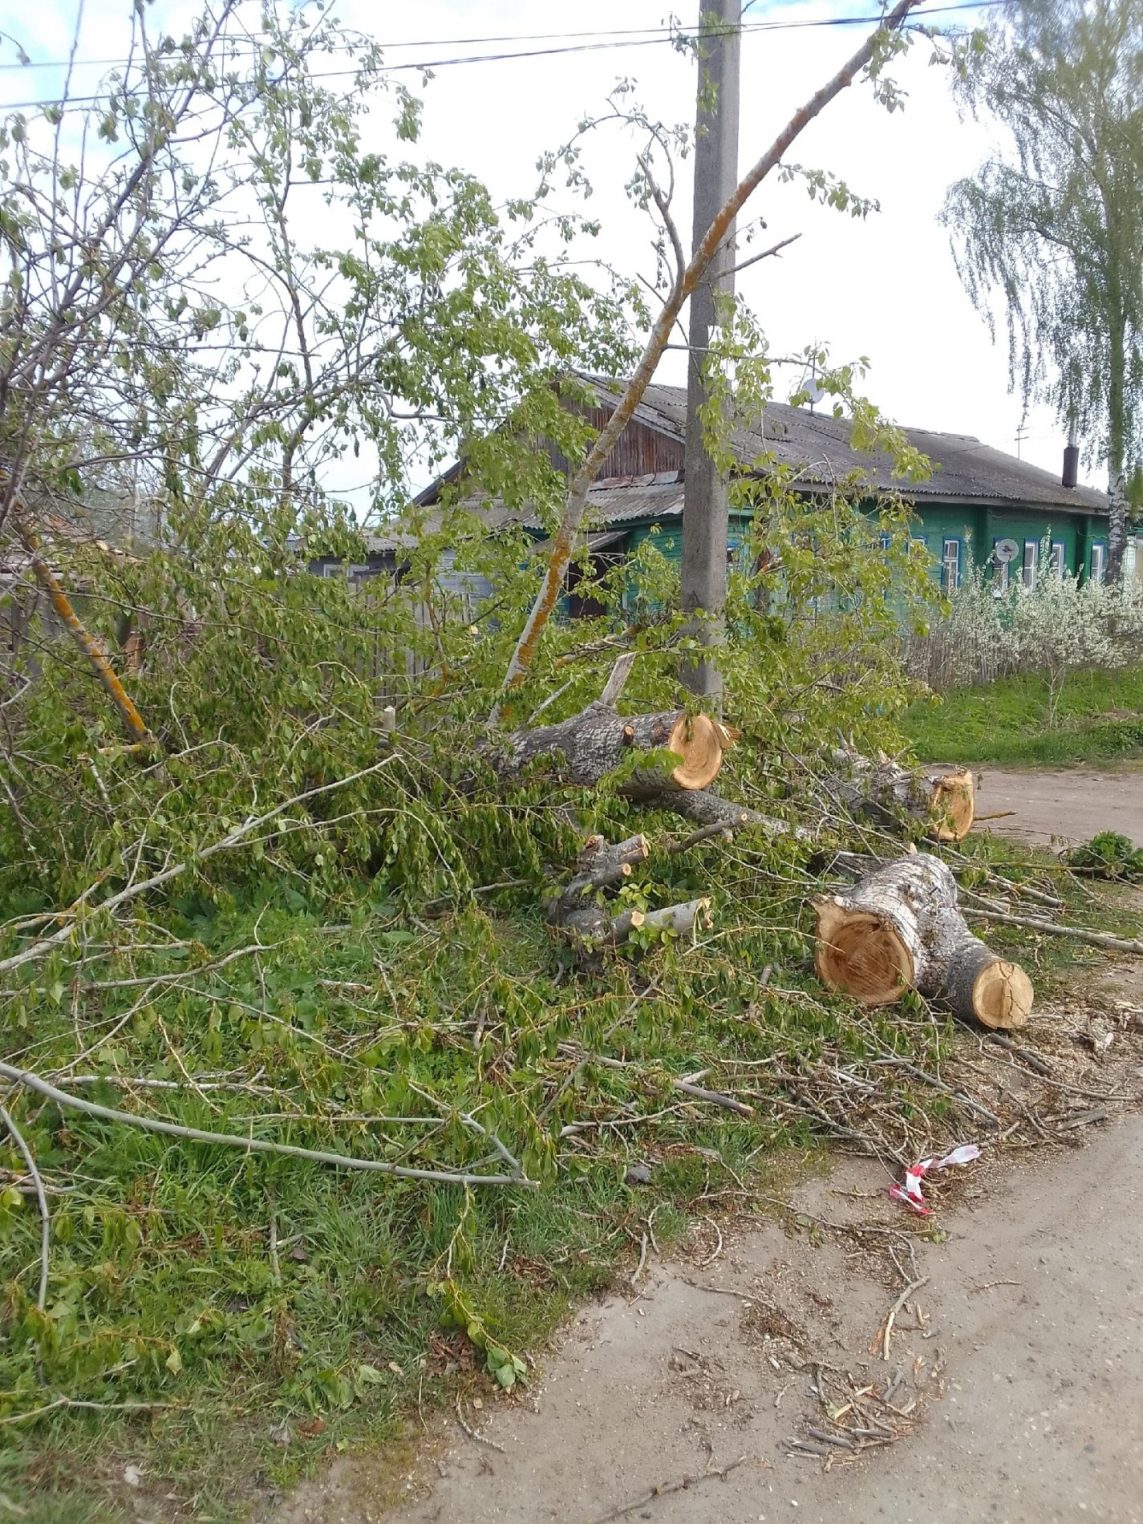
904,549 -> 1143,720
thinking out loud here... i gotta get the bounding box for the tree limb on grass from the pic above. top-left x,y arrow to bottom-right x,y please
0,758 -> 399,978
0,1061 -> 535,1189
965,905 -> 1143,956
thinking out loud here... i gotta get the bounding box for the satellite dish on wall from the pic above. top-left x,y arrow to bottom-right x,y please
803,377 -> 827,405
993,538 -> 1019,564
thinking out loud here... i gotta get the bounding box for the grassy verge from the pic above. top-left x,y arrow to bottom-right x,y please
902,665 -> 1143,765
2,826 -> 1140,1522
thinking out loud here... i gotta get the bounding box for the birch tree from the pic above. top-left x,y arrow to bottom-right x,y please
944,0 -> 1143,581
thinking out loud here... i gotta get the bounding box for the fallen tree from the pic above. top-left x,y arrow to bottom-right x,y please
830,748 -> 975,843
813,851 -> 1033,1028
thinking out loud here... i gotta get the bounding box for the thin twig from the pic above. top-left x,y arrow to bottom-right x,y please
881,1276 -> 929,1361
586,1455 -> 748,1524
629,1231 -> 650,1287
674,1079 -> 754,1117
965,906 -> 1143,955
0,1103 -> 48,1311
455,1396 -> 506,1454
725,230 -> 802,276
0,1396 -> 178,1427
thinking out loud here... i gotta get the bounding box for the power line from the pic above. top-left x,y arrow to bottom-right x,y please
10,22 -> 692,69
0,7 -> 1001,71
0,1 -> 1006,109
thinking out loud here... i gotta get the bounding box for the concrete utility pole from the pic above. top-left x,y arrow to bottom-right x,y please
680,0 -> 741,704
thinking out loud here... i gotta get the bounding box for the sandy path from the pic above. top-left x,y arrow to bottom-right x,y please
971,763 -> 1143,850
279,1115 -> 1143,1524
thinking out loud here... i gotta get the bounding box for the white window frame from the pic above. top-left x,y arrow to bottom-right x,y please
1022,539 -> 1039,589
941,537 -> 961,594
1049,542 -> 1066,579
1090,542 -> 1107,584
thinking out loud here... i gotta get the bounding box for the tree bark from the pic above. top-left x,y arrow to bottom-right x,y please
813,852 -> 1033,1028
504,703 -> 727,792
13,514 -> 155,748
830,749 -> 974,842
654,787 -> 815,842
546,832 -> 712,957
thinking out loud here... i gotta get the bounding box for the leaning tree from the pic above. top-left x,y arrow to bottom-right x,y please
944,0 -> 1143,581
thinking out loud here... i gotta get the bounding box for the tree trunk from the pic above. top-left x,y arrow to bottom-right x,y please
504,703 -> 726,792
813,852 -> 1032,1029
831,749 -> 974,842
1105,288 -> 1128,584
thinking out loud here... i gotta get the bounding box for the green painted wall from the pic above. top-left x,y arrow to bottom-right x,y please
608,501 -> 1107,618
908,504 -> 1105,585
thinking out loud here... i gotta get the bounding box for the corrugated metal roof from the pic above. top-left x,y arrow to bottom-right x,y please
583,376 -> 1108,514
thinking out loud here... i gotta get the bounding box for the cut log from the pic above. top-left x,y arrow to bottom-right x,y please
505,703 -> 726,792
831,749 -> 974,843
813,852 -> 1033,1029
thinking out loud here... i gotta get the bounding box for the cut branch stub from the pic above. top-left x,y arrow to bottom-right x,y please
547,833 -> 713,958
505,703 -> 725,792
813,853 -> 1033,1029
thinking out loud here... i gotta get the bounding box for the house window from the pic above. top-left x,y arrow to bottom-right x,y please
1022,539 -> 1038,589
941,538 -> 961,593
1090,542 -> 1107,583
879,532 -> 892,552
1049,542 -> 1066,579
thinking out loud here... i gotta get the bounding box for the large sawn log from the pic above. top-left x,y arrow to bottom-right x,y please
813,852 -> 1032,1028
506,703 -> 727,793
831,748 -> 974,843
502,656 -> 730,794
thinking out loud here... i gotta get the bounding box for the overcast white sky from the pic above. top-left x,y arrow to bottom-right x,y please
0,0 -> 1091,487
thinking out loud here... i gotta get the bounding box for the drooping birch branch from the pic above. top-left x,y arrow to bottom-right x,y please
0,757 -> 398,978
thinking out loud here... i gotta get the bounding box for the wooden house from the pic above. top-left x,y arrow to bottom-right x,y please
413,374 -> 1113,606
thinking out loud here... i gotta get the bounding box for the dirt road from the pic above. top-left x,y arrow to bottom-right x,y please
281,1114 -> 1143,1524
972,763 -> 1143,850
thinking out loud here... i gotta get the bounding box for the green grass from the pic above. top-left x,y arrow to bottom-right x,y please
0,850 -> 938,1523
902,664 -> 1143,765
4,821 -> 1142,1522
